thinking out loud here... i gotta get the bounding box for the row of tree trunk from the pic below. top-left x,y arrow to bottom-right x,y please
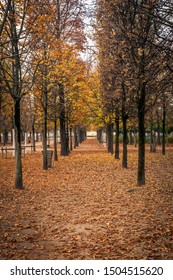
98,108 -> 167,186
10,79 -> 86,189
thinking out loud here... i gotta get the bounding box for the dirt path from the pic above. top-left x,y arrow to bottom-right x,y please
0,139 -> 173,259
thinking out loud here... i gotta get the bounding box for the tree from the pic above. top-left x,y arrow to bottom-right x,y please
95,0 -> 173,185
0,0 -> 29,189
54,0 -> 85,156
0,0 -> 44,187
0,0 -> 11,36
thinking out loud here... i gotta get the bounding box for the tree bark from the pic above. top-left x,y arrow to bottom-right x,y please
122,82 -> 128,168
74,126 -> 78,148
54,119 -> 58,161
156,109 -> 161,145
59,84 -> 68,156
65,124 -> 70,154
129,130 -> 133,145
42,85 -> 48,170
14,98 -> 23,189
32,122 -> 36,152
70,127 -> 73,152
150,116 -> 156,153
122,116 -> 128,168
107,123 -> 113,154
53,91 -> 58,161
162,97 -> 166,156
137,85 -> 145,186
115,117 -> 120,159
42,53 -> 48,169
134,129 -> 137,147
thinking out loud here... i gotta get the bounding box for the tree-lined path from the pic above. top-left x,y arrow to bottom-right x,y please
0,139 -> 173,259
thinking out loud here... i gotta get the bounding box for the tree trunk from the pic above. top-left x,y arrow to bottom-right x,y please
157,128 -> 161,145
14,98 -> 23,189
137,86 -> 145,186
54,119 -> 58,161
79,129 -> 83,143
77,127 -> 80,145
150,117 -> 154,152
32,123 -> 36,152
115,117 -> 120,159
59,84 -> 68,156
162,97 -> 166,156
122,116 -> 128,168
3,130 -> 8,145
134,129 -> 137,147
47,130 -> 50,146
42,85 -> 48,170
65,124 -> 70,154
150,116 -> 156,153
74,126 -> 78,148
36,132 -> 39,142
129,130 -> 133,145
70,127 -> 73,152
122,82 -> 128,168
107,123 -> 113,154
53,91 -> 58,161
156,110 -> 161,145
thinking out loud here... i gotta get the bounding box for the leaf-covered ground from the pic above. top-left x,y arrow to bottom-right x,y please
0,139 -> 173,259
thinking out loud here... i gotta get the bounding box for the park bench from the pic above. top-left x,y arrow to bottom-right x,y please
1,147 -> 26,158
